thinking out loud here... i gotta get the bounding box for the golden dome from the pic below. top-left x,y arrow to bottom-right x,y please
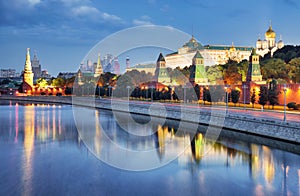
189,35 -> 197,43
265,26 -> 276,38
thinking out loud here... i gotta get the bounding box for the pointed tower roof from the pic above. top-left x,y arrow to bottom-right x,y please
24,48 -> 32,72
193,50 -> 203,59
157,53 -> 165,62
251,48 -> 257,55
94,53 -> 103,76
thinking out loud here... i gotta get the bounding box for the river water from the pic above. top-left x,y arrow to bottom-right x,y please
0,101 -> 299,195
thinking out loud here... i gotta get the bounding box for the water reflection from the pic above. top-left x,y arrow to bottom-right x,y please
0,103 -> 299,195
22,104 -> 35,196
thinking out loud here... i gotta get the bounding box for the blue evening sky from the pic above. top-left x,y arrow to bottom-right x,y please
1,0 -> 300,76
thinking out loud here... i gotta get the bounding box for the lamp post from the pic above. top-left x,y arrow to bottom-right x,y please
126,86 -> 131,102
283,84 -> 287,122
224,86 -> 230,114
108,86 -> 112,98
183,85 -> 187,104
150,85 -> 154,102
242,84 -> 248,110
145,86 -> 148,101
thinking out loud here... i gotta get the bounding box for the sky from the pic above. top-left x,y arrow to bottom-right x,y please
1,0 -> 300,76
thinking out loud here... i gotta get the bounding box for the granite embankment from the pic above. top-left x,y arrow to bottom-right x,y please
1,95 -> 299,144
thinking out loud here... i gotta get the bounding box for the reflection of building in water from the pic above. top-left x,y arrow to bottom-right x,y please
22,104 -> 35,195
94,111 -> 102,156
191,133 -> 204,163
262,146 -> 275,183
250,144 -> 260,179
155,125 -> 168,160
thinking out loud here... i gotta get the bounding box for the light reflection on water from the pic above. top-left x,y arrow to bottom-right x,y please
0,102 -> 299,195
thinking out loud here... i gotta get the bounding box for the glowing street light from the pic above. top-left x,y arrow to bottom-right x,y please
283,84 -> 287,122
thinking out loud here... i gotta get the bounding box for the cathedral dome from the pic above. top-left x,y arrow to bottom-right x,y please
265,26 -> 276,38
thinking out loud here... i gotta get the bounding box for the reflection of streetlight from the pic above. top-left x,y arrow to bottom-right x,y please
283,84 -> 287,122
242,84 -> 248,110
126,86 -> 131,102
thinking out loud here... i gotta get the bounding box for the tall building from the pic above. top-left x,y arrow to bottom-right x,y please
165,36 -> 252,68
113,57 -> 120,75
189,50 -> 208,85
23,48 -> 34,92
155,53 -> 171,85
126,56 -> 130,69
102,54 -> 114,73
256,24 -> 284,57
94,53 -> 103,77
246,49 -> 263,83
31,51 -> 41,78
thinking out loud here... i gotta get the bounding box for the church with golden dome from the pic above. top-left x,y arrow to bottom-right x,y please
256,24 -> 284,57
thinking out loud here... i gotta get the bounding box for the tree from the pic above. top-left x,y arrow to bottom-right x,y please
231,89 -> 240,106
206,65 -> 223,84
250,88 -> 256,108
36,78 -> 48,88
51,77 -> 65,87
268,86 -> 279,109
203,87 -> 211,103
258,86 -> 268,109
260,58 -> 288,81
223,62 -> 242,85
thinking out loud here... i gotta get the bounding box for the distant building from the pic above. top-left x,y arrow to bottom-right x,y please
0,69 -> 20,78
126,56 -> 130,69
102,54 -> 114,73
57,72 -> 77,79
256,24 -> 284,57
31,52 -> 41,78
41,70 -> 51,79
165,35 -> 252,68
126,63 -> 156,75
113,57 -> 120,75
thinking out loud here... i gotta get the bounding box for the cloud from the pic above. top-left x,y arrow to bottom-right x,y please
72,5 -> 100,16
28,0 -> 41,6
133,15 -> 153,26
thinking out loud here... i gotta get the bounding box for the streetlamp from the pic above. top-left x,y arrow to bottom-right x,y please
283,84 -> 287,122
183,85 -> 187,104
145,86 -> 148,101
108,86 -> 112,98
150,85 -> 154,102
126,86 -> 131,102
242,84 -> 248,110
224,86 -> 230,114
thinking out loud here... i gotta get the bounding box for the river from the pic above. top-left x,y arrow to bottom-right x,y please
0,100 -> 299,195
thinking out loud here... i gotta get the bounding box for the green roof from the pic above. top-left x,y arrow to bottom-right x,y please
193,50 -> 203,59
157,53 -> 165,62
204,45 -> 253,51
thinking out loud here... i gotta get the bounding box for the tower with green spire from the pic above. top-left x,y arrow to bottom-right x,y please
155,53 -> 171,85
189,50 -> 208,85
246,49 -> 263,82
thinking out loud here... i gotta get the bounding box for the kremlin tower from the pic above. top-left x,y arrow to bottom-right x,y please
94,53 -> 103,77
22,48 -> 34,93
